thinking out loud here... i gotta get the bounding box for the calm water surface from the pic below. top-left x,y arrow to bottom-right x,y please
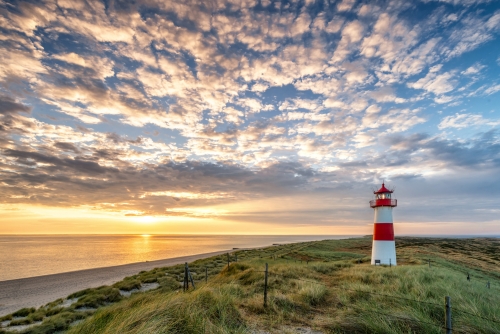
0,235 -> 356,281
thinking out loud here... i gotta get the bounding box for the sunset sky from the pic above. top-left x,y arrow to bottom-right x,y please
0,0 -> 499,235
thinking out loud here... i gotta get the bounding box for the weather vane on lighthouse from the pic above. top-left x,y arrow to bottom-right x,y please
370,182 -> 397,266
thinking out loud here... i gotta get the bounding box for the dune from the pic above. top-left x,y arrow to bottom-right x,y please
0,249 -> 236,317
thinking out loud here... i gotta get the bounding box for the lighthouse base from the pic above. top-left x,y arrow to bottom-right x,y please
371,241 -> 397,265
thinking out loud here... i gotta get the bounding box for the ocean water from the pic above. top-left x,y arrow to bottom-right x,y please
0,235 -> 356,281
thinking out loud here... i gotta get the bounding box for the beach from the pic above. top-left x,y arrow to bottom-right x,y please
0,248 -> 235,317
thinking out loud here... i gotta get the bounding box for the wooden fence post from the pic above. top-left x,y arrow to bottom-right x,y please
187,265 -> 195,289
445,296 -> 452,334
227,253 -> 230,269
264,263 -> 268,308
205,267 -> 208,283
183,262 -> 188,291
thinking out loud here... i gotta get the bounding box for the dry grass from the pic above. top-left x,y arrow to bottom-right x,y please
3,237 -> 500,334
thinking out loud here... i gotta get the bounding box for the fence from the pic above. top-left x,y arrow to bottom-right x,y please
179,254 -> 500,334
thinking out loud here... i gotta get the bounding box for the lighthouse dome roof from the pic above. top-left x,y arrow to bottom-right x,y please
374,182 -> 393,194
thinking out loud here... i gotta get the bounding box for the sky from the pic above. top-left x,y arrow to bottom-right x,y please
0,0 -> 499,235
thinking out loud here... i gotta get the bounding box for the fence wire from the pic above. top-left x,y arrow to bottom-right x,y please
268,271 -> 442,307
178,253 -> 500,332
265,270 -> 500,328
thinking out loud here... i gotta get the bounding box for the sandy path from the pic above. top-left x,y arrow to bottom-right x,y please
0,249 -> 236,317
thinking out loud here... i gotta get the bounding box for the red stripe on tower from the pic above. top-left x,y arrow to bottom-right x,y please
373,223 -> 394,241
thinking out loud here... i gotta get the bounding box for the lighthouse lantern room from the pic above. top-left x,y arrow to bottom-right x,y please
370,183 -> 397,266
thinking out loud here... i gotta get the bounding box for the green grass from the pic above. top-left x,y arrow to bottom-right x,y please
3,237 -> 500,333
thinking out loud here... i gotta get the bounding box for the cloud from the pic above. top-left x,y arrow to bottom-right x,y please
438,113 -> 500,129
0,0 -> 499,228
461,63 -> 485,75
0,95 -> 31,115
369,87 -> 406,103
442,10 -> 500,59
484,84 -> 500,95
330,20 -> 364,63
337,0 -> 357,12
408,70 -> 456,95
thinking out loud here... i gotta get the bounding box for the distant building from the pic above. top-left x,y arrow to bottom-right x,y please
370,183 -> 397,265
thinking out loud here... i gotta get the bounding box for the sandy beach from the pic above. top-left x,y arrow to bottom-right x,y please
0,248 -> 235,317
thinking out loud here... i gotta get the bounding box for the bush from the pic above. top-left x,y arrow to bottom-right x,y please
21,311 -> 92,334
45,307 -> 63,317
28,310 -> 46,322
157,277 -> 180,291
9,317 -> 32,326
74,287 -> 122,309
0,314 -> 12,321
113,279 -> 141,291
12,307 -> 35,317
68,288 -> 93,299
140,275 -> 158,284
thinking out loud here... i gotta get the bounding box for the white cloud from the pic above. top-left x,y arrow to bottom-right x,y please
434,95 -> 454,104
438,113 -> 500,129
251,82 -> 269,92
369,87 -> 406,103
408,70 -> 456,95
362,108 -> 425,133
366,105 -> 381,114
443,10 -> 500,59
461,63 -> 485,75
484,84 -> 500,95
337,0 -> 357,12
330,20 -> 364,63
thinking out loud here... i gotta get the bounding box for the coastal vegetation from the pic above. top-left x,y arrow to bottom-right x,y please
1,237 -> 499,333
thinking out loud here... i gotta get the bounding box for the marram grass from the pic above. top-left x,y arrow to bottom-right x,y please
2,237 -> 500,333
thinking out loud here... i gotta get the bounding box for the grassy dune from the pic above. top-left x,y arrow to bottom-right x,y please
2,237 -> 500,334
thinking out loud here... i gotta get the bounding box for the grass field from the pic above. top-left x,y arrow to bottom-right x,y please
1,237 -> 499,333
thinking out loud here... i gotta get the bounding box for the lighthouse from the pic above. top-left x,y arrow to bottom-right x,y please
370,183 -> 397,266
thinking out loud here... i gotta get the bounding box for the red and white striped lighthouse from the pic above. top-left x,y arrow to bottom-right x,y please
370,183 -> 397,266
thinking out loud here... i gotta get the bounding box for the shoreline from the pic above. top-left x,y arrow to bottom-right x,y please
0,248 -> 248,317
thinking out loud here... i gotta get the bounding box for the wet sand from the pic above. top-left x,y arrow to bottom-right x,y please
0,249 -> 235,317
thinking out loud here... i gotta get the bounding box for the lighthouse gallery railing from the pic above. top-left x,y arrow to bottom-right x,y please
370,199 -> 397,208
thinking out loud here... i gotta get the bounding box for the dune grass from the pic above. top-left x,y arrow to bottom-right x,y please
2,237 -> 500,333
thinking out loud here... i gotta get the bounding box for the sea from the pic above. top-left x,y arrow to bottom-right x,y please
0,234 -> 358,281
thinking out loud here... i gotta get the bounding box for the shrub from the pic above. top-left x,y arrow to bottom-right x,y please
12,307 -> 35,317
157,277 -> 180,291
113,279 -> 141,291
0,314 -> 12,321
74,287 -> 122,309
21,311 -> 92,334
28,310 -> 46,322
9,317 -> 32,326
45,307 -> 63,317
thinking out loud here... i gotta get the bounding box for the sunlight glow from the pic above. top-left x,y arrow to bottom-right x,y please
133,216 -> 157,224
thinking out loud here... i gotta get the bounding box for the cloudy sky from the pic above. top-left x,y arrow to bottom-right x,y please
0,0 -> 499,235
